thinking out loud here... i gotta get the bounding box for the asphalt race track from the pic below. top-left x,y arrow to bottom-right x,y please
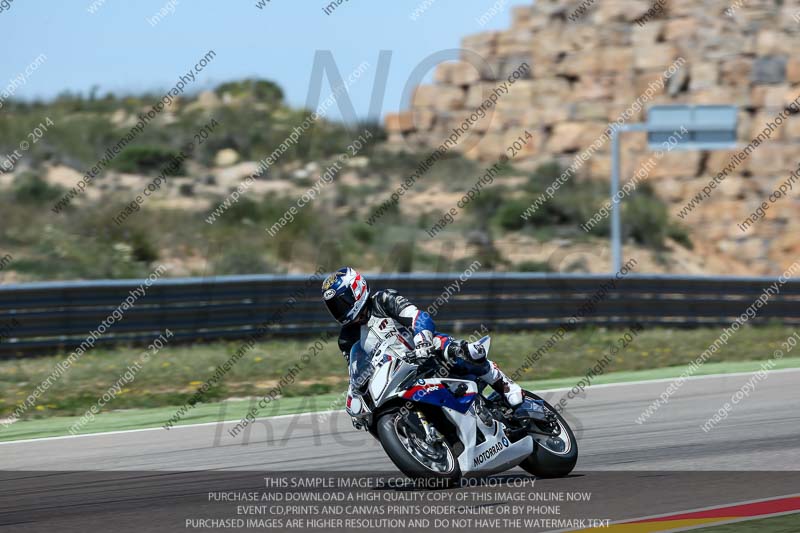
4,369 -> 799,471
1,369 -> 799,532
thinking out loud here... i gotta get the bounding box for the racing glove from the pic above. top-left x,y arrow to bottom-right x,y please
413,330 -> 435,361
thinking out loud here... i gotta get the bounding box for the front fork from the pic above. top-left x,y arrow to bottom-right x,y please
416,409 -> 444,444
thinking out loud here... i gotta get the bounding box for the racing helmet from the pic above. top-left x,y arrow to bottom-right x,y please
321,267 -> 370,324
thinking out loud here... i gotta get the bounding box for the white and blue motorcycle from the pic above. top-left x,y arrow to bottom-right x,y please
345,336 -> 577,482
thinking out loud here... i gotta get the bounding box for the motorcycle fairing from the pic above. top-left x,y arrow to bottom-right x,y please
392,376 -> 532,475
349,334 -> 535,475
400,379 -> 478,414
369,357 -> 421,409
441,405 -> 534,475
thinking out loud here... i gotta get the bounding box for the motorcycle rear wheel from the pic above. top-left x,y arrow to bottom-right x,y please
518,391 -> 578,478
377,410 -> 461,483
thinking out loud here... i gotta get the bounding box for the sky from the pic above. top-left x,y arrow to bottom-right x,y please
0,0 -> 532,122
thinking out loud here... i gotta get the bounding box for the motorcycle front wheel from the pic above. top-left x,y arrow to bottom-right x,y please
377,410 -> 461,483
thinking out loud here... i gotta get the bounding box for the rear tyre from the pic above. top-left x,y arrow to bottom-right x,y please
377,410 -> 461,483
518,392 -> 578,478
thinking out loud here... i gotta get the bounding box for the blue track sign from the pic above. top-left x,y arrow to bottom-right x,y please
647,105 -> 738,150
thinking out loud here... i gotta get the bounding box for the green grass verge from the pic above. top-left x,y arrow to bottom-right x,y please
1,356 -> 798,443
689,513 -> 800,532
3,325 -> 798,422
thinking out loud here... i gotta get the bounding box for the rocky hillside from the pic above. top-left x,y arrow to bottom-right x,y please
0,70 -> 704,281
386,0 -> 800,275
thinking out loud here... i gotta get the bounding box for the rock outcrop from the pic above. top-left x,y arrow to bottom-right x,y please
386,0 -> 800,274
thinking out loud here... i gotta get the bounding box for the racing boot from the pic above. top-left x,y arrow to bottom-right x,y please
484,365 -> 523,408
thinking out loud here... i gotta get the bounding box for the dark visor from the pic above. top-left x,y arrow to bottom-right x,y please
325,291 -> 356,323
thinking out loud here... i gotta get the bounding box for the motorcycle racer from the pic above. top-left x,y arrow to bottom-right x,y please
322,266 -> 523,407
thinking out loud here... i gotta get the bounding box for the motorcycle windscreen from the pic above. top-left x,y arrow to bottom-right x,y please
349,342 -> 373,392
401,381 -> 478,414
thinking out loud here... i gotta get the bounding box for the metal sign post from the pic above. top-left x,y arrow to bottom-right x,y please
609,105 -> 739,273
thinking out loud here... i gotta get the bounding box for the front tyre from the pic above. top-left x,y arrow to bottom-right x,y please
377,410 -> 461,482
518,392 -> 578,478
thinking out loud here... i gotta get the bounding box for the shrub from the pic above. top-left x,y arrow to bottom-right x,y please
214,79 -> 284,107
386,242 -> 415,272
466,187 -> 505,220
12,171 -> 64,204
364,150 -> 430,177
623,187 -> 674,249
113,146 -> 186,175
349,224 -> 375,244
668,224 -> 693,249
525,161 -> 562,194
213,196 -> 262,224
515,260 -> 551,272
213,247 -> 274,275
128,230 -> 159,263
494,200 -> 528,231
178,183 -> 194,197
